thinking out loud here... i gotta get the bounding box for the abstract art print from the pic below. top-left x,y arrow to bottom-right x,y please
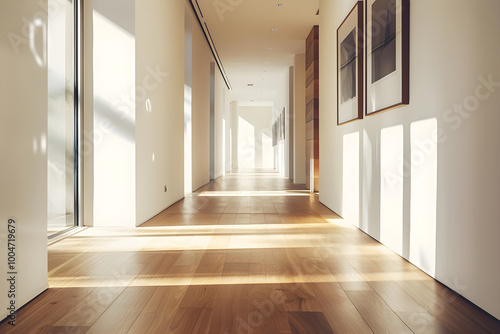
371,0 -> 396,83
340,30 -> 357,103
366,0 -> 409,115
337,1 -> 364,125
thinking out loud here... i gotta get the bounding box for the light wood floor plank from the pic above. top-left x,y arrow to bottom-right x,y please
312,282 -> 374,334
85,286 -> 157,334
1,170 -> 498,333
346,290 -> 413,334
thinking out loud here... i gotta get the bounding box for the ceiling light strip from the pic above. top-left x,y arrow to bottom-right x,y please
188,0 -> 232,90
194,0 -> 204,18
203,22 -> 232,85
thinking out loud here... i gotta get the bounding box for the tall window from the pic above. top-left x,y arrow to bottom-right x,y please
47,0 -> 78,237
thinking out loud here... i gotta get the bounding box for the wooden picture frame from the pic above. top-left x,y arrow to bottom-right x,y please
365,0 -> 409,115
337,1 -> 364,125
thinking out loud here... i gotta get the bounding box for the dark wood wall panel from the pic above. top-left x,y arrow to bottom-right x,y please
306,139 -> 320,159
306,25 -> 319,48
306,40 -> 319,68
306,99 -> 319,122
306,121 -> 319,141
306,60 -> 319,87
306,79 -> 319,103
305,25 -> 319,191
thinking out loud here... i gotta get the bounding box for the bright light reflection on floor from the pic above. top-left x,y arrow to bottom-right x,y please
198,190 -> 312,197
49,269 -> 429,288
50,230 -> 400,256
48,219 -> 432,289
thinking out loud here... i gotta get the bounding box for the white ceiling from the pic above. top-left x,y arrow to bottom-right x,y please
192,0 -> 319,103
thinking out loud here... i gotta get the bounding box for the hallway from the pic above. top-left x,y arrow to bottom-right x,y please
3,171 -> 499,333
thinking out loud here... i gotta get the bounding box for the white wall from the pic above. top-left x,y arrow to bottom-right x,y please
282,70 -> 291,177
84,0 -> 186,226
288,66 -> 294,179
320,0 -> 500,319
224,91 -> 232,173
231,101 -> 239,170
91,0 -> 136,227
274,69 -> 291,175
294,54 -> 306,184
190,17 -> 211,191
238,106 -> 274,169
213,69 -> 228,178
184,6 -> 193,195
135,0 -> 185,225
0,0 -> 49,321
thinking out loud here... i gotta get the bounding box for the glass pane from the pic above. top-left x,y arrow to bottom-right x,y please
47,0 -> 75,236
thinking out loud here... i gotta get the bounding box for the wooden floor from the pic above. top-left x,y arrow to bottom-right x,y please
2,170 -> 499,333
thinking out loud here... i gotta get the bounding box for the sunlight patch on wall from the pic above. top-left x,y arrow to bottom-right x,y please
93,8 -> 135,227
410,118 -> 438,276
238,116 -> 256,168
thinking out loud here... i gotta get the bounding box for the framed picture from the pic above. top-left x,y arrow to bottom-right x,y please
278,115 -> 282,140
337,1 -> 364,125
366,0 -> 409,115
272,120 -> 277,146
281,107 -> 286,140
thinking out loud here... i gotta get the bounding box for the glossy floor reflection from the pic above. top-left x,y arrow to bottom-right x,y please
2,171 -> 499,333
